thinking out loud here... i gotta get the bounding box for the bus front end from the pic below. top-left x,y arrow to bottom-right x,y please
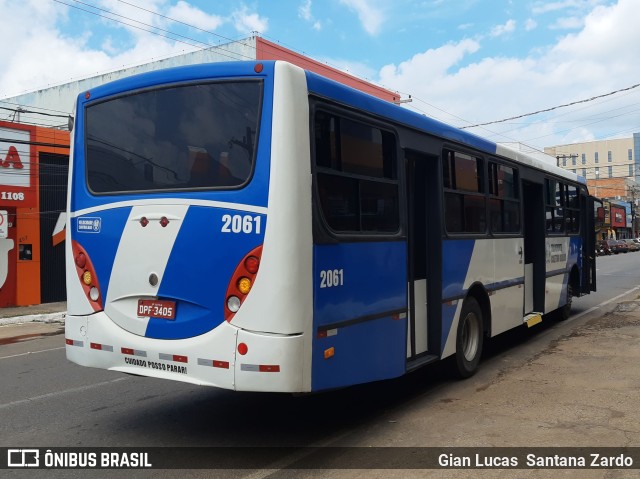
65,61 -> 314,392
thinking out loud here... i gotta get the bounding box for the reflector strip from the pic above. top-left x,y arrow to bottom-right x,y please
159,353 -> 188,363
65,338 -> 84,347
240,364 -> 280,372
197,358 -> 230,369
317,328 -> 338,339
392,313 -> 407,320
90,343 -> 114,352
121,347 -> 147,357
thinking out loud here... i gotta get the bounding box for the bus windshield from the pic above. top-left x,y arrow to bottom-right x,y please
85,80 -> 262,194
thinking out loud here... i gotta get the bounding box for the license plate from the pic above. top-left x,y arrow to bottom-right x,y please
137,299 -> 176,320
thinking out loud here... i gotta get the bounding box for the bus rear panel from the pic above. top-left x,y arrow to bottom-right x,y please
66,62 -> 315,392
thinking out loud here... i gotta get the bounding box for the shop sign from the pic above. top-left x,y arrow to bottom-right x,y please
0,126 -> 36,207
611,205 -> 626,228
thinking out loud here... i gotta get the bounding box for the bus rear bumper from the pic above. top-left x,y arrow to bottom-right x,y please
65,313 -> 308,392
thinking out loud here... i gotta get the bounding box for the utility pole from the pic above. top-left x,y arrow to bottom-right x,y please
555,153 -> 578,168
629,184 -> 640,237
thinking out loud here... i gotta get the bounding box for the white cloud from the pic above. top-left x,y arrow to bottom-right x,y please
0,0 -> 194,100
167,1 -> 224,31
299,0 -> 312,21
548,16 -> 584,29
97,0 -> 167,39
0,0 -> 637,153
299,0 -> 322,30
490,19 -> 516,37
380,39 -> 480,82
339,0 -> 385,36
231,5 -> 268,35
532,0 -> 584,15
377,0 -> 640,148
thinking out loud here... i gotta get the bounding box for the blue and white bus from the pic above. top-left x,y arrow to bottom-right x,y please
65,61 -> 596,392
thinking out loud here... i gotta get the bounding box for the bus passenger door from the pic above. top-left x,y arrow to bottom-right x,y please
522,181 -> 545,315
405,150 -> 440,365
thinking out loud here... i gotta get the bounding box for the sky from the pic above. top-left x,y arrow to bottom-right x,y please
1,0 -> 639,153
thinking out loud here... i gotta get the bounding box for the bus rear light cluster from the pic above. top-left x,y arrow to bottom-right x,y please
72,240 -> 103,312
139,216 -> 170,227
224,245 -> 263,322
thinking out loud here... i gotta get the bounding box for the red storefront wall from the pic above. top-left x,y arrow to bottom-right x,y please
0,121 -> 69,306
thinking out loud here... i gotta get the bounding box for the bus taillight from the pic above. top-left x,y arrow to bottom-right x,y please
225,245 -> 263,322
244,256 -> 260,274
71,240 -> 103,312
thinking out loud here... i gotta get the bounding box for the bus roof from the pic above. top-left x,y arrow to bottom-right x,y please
304,67 -> 584,186
77,59 -> 584,187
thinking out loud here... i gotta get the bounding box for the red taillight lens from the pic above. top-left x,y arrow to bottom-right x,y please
224,245 -> 263,322
71,240 -> 103,312
245,256 -> 259,274
75,252 -> 86,268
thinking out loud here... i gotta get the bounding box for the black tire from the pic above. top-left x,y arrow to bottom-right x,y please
455,296 -> 484,378
560,283 -> 573,321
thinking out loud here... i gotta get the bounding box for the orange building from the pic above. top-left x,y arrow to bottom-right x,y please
0,121 -> 69,306
586,177 -> 637,201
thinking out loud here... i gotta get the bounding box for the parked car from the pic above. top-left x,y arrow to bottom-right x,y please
616,239 -> 629,253
622,239 -> 640,252
605,239 -> 626,254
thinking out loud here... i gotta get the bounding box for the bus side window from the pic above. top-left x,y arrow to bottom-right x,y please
442,150 -> 486,234
488,161 -> 520,234
314,111 -> 399,235
545,179 -> 567,234
565,184 -> 580,234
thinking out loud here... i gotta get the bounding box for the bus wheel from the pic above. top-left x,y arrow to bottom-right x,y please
560,284 -> 573,321
455,296 -> 484,378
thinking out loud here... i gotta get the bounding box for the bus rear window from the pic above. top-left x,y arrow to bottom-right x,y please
85,80 -> 262,193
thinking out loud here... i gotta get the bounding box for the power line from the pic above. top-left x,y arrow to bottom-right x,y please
0,100 -> 71,116
461,82 -> 640,129
114,0 -> 248,49
0,106 -> 70,120
54,0 -> 208,50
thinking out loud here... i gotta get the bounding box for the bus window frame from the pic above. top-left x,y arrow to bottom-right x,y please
487,159 -> 521,235
441,148 -> 488,237
82,78 -> 265,196
441,147 -> 525,240
545,177 -> 582,237
310,101 -> 405,243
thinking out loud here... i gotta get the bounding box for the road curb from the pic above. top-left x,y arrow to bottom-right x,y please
0,312 -> 66,326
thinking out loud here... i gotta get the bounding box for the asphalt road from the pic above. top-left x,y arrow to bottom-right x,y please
1,251 -> 640,479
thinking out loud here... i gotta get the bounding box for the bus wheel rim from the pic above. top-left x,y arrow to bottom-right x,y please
462,312 -> 480,361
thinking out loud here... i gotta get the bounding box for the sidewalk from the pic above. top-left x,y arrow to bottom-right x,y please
0,301 -> 66,341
